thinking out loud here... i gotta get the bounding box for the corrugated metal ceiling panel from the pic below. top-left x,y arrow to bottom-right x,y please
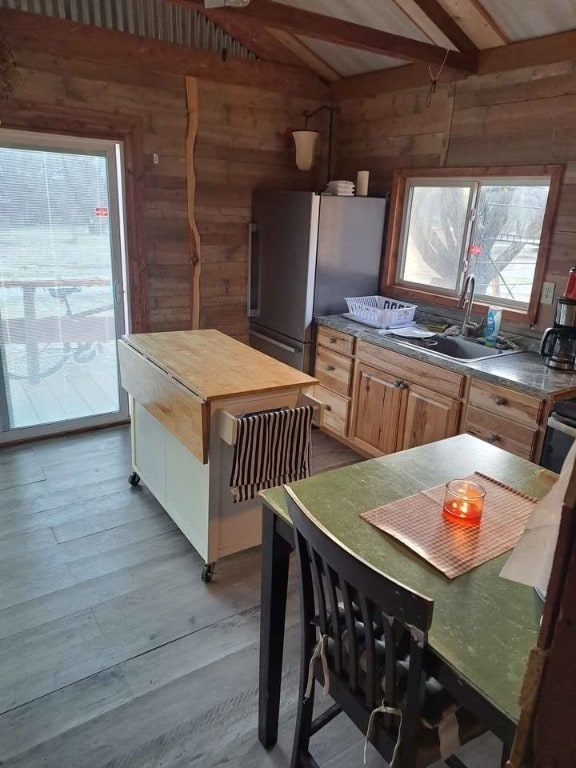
0,0 -> 256,59
272,0 -> 435,43
480,0 -> 576,42
297,36 -> 405,77
271,0 -> 455,76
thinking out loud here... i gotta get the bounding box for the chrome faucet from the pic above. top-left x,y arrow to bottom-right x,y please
459,274 -> 484,337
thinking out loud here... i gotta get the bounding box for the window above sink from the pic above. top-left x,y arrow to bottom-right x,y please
382,165 -> 564,325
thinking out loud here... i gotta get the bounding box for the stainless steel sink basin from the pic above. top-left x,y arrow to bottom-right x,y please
390,334 -> 523,363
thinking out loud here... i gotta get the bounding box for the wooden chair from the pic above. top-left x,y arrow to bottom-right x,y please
284,485 -> 486,768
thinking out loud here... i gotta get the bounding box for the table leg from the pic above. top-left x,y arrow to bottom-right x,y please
258,507 -> 293,748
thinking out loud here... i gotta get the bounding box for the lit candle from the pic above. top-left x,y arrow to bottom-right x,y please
443,480 -> 486,526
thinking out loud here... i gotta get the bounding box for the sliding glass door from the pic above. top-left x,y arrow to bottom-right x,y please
0,129 -> 129,443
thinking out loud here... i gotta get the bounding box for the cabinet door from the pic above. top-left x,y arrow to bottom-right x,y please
401,383 -> 461,451
351,363 -> 404,456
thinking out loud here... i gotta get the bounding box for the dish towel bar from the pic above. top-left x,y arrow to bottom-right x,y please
229,405 -> 314,503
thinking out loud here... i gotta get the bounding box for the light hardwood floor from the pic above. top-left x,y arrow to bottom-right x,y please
0,426 -> 502,767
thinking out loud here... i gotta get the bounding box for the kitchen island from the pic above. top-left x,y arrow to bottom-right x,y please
118,330 -> 316,580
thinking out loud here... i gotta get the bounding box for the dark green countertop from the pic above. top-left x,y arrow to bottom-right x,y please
316,314 -> 576,398
261,434 -> 553,725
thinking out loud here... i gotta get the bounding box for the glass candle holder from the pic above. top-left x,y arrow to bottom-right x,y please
443,479 -> 486,526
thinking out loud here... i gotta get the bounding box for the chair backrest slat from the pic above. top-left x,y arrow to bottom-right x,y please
341,579 -> 359,693
326,564 -> 343,674
358,594 -> 377,710
309,546 -> 328,634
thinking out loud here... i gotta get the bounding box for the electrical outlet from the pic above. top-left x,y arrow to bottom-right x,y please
153,153 -> 159,165
541,282 -> 555,305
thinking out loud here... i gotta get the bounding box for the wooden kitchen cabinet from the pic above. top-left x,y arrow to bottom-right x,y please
463,380 -> 544,460
401,382 -> 462,451
351,362 -> 405,455
350,340 -> 465,457
314,326 -> 355,438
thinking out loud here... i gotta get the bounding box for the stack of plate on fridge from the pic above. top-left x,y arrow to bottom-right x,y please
323,180 -> 355,196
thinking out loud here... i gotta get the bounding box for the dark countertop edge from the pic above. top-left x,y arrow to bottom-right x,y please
315,316 -> 576,399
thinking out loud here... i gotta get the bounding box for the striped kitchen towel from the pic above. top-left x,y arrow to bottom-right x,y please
230,405 -> 313,503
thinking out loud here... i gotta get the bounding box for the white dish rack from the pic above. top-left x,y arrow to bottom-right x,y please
345,296 -> 417,329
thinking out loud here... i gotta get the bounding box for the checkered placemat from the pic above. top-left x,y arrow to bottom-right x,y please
361,472 -> 537,579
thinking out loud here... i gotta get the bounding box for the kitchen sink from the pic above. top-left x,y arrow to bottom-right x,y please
389,334 -> 524,363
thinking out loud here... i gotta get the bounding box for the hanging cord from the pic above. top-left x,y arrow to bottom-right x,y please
364,700 -> 403,766
304,633 -> 330,700
425,48 -> 450,108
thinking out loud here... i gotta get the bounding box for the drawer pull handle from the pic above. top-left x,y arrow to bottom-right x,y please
325,365 -> 335,372
324,404 -> 332,412
393,380 -> 402,388
398,382 -> 407,391
328,337 -> 337,344
493,396 -> 507,406
487,432 -> 499,443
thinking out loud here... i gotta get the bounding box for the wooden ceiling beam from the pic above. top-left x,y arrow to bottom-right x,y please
478,29 -> 576,75
0,8 -> 329,98
194,5 -> 340,81
437,0 -> 508,49
169,0 -> 478,73
193,7 -> 306,69
402,0 -> 478,53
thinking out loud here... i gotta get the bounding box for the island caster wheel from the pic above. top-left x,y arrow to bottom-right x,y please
201,563 -> 215,583
128,472 -> 141,487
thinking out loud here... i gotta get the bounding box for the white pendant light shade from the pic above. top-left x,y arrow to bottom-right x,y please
291,130 -> 319,171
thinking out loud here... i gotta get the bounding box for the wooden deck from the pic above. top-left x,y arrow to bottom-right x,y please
0,427 -> 502,767
4,341 -> 120,429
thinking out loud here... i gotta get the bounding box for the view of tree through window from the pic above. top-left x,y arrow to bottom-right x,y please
397,175 -> 552,308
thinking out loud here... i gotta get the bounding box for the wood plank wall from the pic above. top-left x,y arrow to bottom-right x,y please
4,45 -> 326,339
192,79 -> 325,341
3,50 -> 190,333
335,61 -> 576,329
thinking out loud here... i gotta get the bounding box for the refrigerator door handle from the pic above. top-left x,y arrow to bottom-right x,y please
250,330 -> 297,354
248,223 -> 259,318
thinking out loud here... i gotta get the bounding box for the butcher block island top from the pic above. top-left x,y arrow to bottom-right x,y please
121,329 -> 316,401
118,329 -> 318,465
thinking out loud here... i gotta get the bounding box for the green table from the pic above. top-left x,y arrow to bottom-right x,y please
258,434 -> 550,750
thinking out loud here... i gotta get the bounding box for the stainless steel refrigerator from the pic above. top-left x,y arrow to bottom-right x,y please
249,190 -> 386,371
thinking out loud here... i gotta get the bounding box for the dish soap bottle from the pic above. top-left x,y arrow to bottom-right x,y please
485,306 -> 502,347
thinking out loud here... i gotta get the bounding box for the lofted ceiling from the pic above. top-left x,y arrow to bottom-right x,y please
174,0 -> 576,82
1,0 -> 575,85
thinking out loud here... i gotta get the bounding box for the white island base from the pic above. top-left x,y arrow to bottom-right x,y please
130,388 -> 306,581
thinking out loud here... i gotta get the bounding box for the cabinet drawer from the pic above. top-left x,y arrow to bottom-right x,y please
464,405 -> 536,460
468,381 -> 542,428
356,340 -> 465,399
314,347 -> 353,396
317,326 -> 354,356
314,385 -> 349,436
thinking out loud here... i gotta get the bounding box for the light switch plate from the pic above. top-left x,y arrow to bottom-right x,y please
541,282 -> 555,305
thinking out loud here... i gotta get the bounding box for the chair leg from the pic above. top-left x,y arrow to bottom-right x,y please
291,623 -> 317,768
500,742 -> 511,768
291,683 -> 315,768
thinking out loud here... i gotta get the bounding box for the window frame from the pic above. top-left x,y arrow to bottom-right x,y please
381,165 -> 564,325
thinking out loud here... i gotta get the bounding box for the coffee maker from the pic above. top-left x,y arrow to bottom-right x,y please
540,297 -> 576,370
